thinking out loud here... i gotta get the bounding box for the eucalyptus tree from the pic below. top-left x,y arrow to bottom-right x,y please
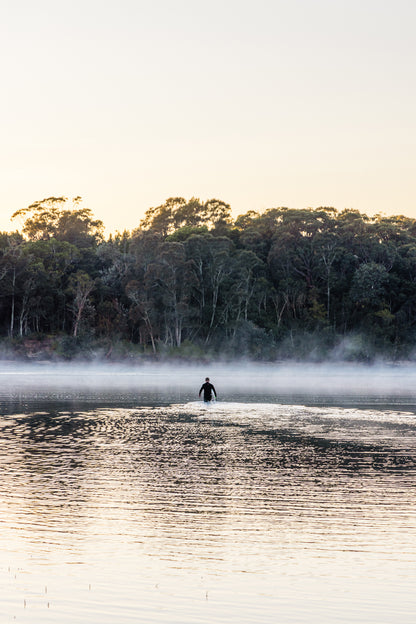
227,249 -> 264,326
125,279 -> 158,352
140,197 -> 233,238
12,196 -> 104,246
183,234 -> 234,342
203,199 -> 232,229
68,271 -> 96,337
267,208 -> 338,327
140,197 -> 187,236
144,241 -> 196,347
0,233 -> 44,337
350,262 -> 389,309
234,209 -> 279,262
22,238 -> 80,332
0,233 -> 24,334
16,257 -> 47,336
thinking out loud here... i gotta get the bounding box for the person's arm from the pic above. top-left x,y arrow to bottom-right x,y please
199,385 -> 203,397
212,384 -> 217,397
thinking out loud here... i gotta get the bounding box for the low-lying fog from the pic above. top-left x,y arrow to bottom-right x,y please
1,361 -> 416,397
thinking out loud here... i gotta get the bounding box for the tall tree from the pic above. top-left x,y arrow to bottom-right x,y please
12,197 -> 104,246
68,271 -> 95,337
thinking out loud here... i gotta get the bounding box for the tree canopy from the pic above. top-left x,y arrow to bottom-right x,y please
2,196 -> 416,361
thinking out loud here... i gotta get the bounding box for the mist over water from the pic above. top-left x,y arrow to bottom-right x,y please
1,362 -> 416,623
2,360 -> 416,400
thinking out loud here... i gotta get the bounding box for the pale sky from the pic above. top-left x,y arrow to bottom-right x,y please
1,0 -> 415,234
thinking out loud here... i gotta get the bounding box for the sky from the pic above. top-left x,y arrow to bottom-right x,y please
1,0 -> 416,234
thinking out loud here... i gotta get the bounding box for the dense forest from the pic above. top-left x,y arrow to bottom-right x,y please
1,195 -> 416,362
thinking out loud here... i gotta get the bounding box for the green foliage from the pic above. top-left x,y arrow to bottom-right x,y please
140,197 -> 232,235
167,225 -> 209,241
12,196 -> 104,246
350,262 -> 389,307
3,197 -> 416,360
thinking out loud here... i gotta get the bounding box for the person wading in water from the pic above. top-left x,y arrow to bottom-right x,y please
199,377 -> 217,403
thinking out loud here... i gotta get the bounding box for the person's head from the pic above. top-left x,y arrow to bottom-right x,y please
205,377 -> 210,382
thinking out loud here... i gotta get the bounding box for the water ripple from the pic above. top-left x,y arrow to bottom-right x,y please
0,396 -> 416,623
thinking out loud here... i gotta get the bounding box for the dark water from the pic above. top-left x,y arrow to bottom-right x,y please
1,366 -> 416,623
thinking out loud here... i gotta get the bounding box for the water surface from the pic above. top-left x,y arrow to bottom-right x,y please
0,365 -> 416,623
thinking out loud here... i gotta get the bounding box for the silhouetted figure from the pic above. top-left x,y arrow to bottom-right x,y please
199,377 -> 217,403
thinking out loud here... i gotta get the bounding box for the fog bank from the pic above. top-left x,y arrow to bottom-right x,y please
1,361 -> 416,397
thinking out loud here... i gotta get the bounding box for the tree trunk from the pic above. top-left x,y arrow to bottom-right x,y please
9,267 -> 16,337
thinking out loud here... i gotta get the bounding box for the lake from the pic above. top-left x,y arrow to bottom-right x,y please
0,363 -> 416,623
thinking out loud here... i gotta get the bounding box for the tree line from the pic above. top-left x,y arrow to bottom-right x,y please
1,195 -> 416,361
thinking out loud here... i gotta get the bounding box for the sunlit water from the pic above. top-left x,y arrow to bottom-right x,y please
1,364 -> 416,623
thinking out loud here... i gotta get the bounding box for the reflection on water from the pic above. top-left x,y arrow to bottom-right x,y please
1,391 -> 416,622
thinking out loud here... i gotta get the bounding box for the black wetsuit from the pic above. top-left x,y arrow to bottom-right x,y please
199,382 -> 217,402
